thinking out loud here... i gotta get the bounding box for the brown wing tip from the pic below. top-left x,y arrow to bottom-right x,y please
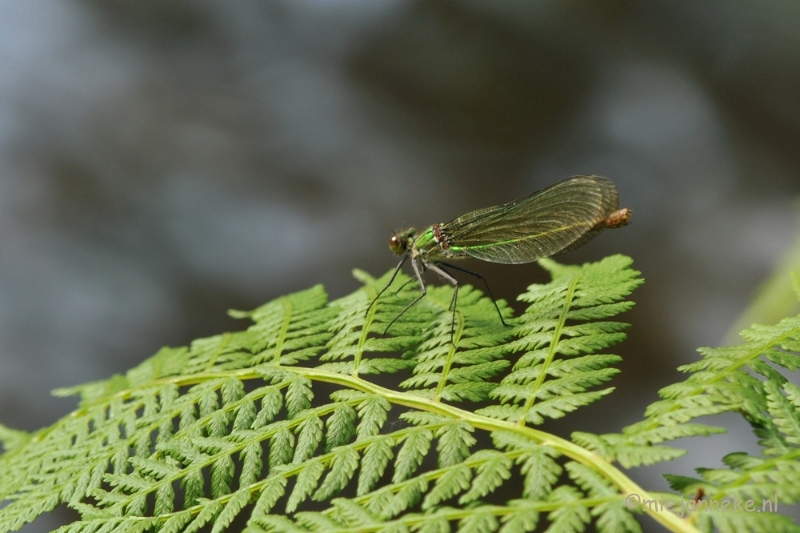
593,208 -> 632,230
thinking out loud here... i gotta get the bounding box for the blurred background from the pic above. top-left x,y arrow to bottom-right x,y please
1,1 -> 799,531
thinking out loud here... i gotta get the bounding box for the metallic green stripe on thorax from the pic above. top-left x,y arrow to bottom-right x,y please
412,227 -> 437,252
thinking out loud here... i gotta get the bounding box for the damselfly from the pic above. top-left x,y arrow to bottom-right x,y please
370,175 -> 631,340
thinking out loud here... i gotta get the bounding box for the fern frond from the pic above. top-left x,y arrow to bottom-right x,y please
698,510 -> 799,533
322,270 -> 429,377
230,285 -> 334,365
582,305 -> 800,471
5,255 -> 721,533
477,255 -> 641,426
571,278 -> 800,532
0,423 -> 30,454
399,284 -> 514,402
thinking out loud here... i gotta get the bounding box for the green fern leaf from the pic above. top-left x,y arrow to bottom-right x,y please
154,477 -> 176,515
313,446 -> 361,501
184,499 -> 223,533
232,397 -> 257,432
393,428 -> 434,483
159,510 -> 193,533
211,454 -> 235,498
765,381 -> 800,444
240,440 -> 264,487
295,509 -> 345,531
356,395 -> 392,440
293,413 -> 324,464
437,420 -> 476,468
458,509 -> 500,533
422,465 -> 472,510
269,426 -> 295,469
458,450 -> 512,504
286,459 -> 325,513
545,486 -> 592,533
619,422 -> 724,444
285,375 -> 314,419
253,386 -> 284,429
358,357 -> 417,375
251,475 -> 288,519
211,489 -> 252,533
358,436 -> 395,495
372,477 -> 429,520
703,509 -> 800,533
523,388 -> 616,425
330,498 -> 381,528
325,402 -> 357,451
245,514 -> 298,533
418,513 -> 451,533
440,382 -> 498,403
182,467 -> 205,508
498,502 -> 540,533
593,501 -> 642,533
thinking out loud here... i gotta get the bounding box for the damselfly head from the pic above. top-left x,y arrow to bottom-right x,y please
389,228 -> 415,255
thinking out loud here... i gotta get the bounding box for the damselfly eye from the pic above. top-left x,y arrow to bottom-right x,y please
389,235 -> 404,254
